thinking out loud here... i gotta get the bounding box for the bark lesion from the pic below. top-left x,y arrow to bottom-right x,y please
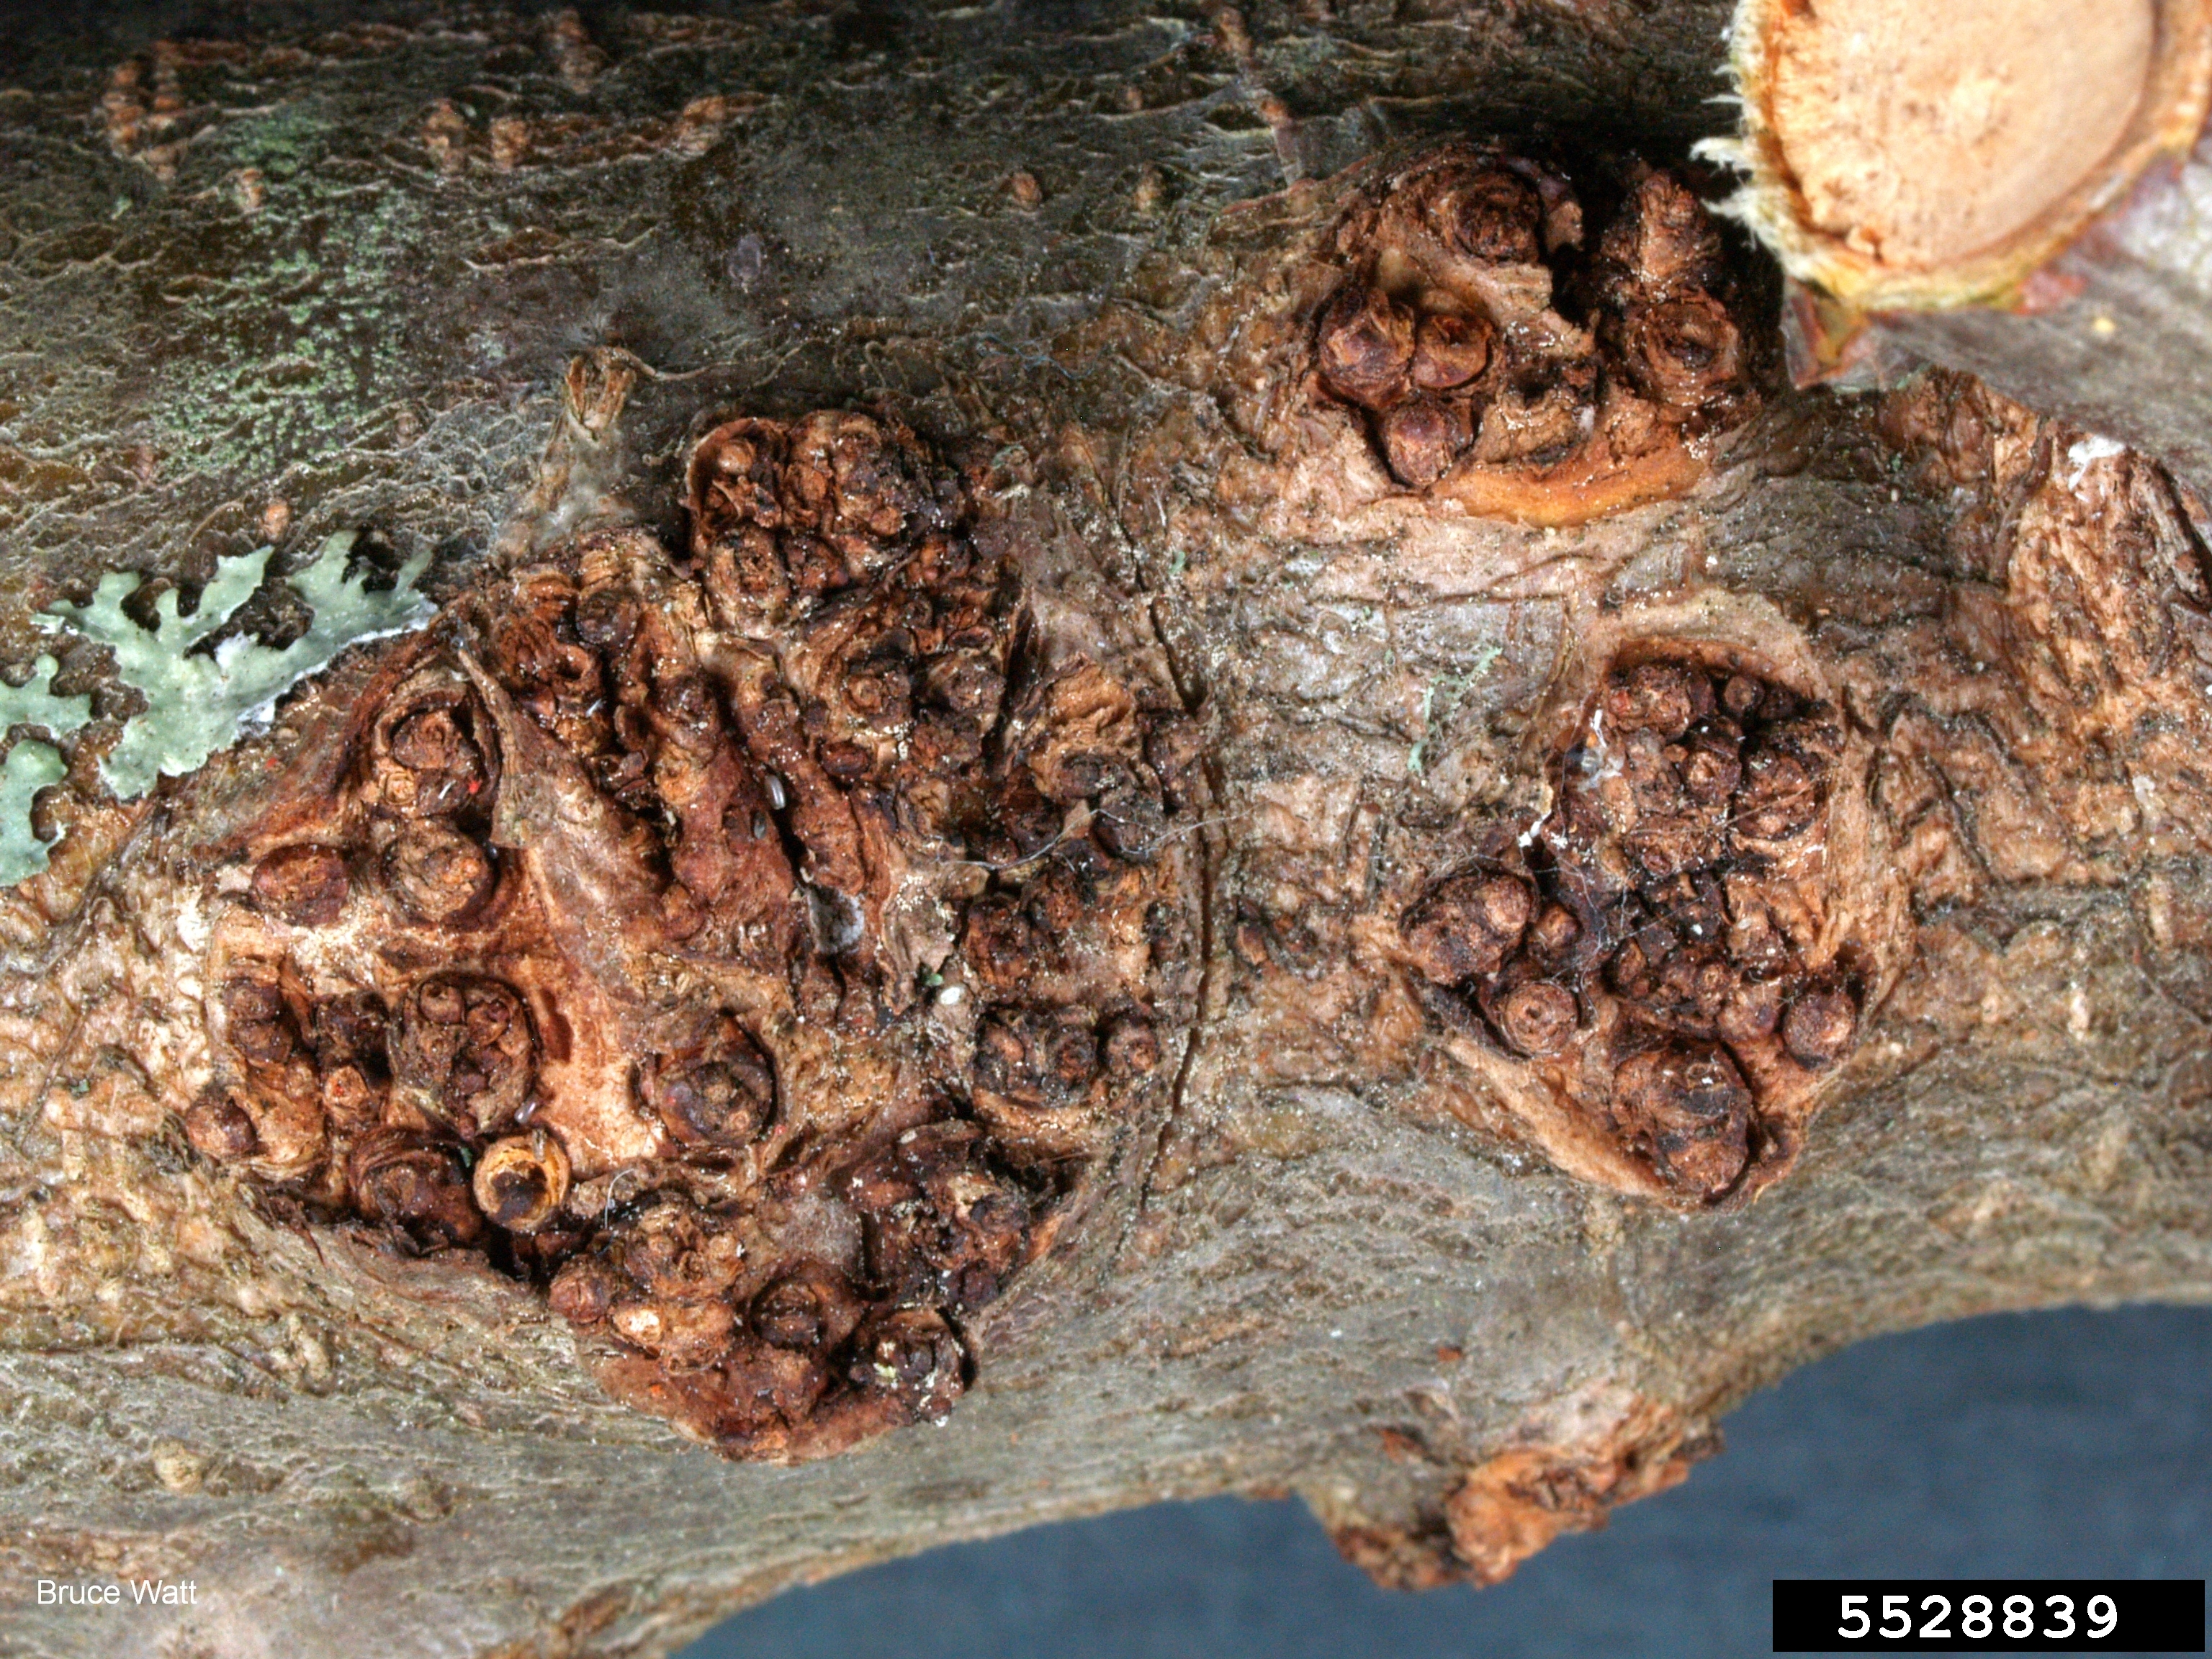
1306,145 -> 1765,523
1393,624 -> 1889,1208
119,411 -> 1203,1463
1858,372 -> 2212,895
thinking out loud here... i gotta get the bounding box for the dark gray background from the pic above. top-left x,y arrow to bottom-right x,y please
681,1305 -> 2212,1659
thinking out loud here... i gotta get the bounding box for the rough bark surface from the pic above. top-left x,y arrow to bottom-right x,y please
3,7 -> 2212,1658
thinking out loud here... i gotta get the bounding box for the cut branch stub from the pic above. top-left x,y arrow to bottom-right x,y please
1308,148 -> 1766,524
1710,0 -> 2212,310
1404,614 -> 1905,1208
181,410 -> 1196,1463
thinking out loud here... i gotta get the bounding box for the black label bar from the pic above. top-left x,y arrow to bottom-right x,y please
1772,1580 -> 2206,1652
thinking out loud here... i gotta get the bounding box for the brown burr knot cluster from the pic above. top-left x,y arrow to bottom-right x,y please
1403,654 -> 1863,1205
1313,148 -> 1761,521
185,410 -> 1192,1460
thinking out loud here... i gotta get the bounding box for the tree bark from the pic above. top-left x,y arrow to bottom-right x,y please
4,7 -> 2212,1658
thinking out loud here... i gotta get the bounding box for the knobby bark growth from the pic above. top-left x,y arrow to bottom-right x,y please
3,5 -> 2212,1657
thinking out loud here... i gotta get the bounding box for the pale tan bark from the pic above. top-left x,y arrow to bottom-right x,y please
1712,0 -> 2212,497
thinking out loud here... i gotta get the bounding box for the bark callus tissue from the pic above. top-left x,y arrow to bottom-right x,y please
1406,647 -> 1878,1208
1311,148 -> 1761,523
189,411 -> 1188,1460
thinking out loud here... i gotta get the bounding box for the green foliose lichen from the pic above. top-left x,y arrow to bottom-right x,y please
0,532 -> 433,886
45,531 -> 433,801
0,660 -> 94,886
